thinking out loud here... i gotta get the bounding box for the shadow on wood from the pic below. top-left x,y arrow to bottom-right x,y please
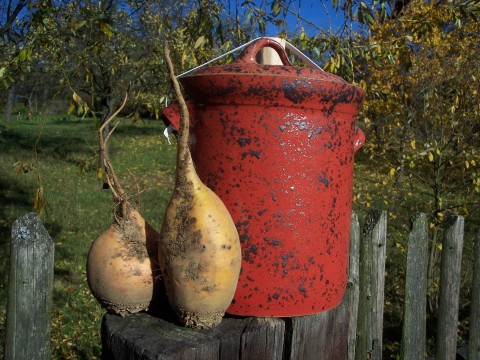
101,301 -> 350,360
101,313 -> 285,360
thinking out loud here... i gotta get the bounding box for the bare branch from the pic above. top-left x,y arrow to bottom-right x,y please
99,92 -> 129,207
0,0 -> 29,38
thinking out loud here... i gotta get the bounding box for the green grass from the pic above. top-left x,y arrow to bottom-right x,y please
0,116 -> 477,358
0,116 -> 176,358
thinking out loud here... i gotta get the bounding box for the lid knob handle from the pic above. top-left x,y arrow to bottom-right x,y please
237,38 -> 292,66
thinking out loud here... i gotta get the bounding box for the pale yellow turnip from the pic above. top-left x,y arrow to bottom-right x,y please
87,206 -> 160,316
158,46 -> 241,329
86,95 -> 162,316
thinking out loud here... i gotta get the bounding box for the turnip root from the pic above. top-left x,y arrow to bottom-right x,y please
87,94 -> 161,316
158,46 -> 241,329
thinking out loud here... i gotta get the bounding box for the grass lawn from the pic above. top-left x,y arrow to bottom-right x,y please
0,115 -> 477,358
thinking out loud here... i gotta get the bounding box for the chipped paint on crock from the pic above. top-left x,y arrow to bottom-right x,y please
161,38 -> 365,317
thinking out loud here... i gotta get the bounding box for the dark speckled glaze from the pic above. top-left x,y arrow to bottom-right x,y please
162,38 -> 365,317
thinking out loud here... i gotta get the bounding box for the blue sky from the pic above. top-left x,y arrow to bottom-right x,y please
236,0 -> 347,37
268,1 -> 346,35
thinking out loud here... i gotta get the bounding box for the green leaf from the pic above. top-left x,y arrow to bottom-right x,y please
18,48 -> 29,62
272,3 -> 281,17
67,101 -> 75,115
72,20 -> 87,31
194,36 -> 205,49
98,20 -> 113,38
258,19 -> 265,34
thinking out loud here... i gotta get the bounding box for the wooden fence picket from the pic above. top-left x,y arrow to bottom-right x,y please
436,215 -> 464,360
355,209 -> 387,360
400,212 -> 429,360
347,212 -> 361,360
468,225 -> 480,360
5,213 -> 55,360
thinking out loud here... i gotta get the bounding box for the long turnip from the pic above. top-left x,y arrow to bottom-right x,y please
87,95 -> 162,316
158,46 -> 241,329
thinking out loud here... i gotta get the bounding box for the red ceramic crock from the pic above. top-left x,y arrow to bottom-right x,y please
163,38 -> 365,317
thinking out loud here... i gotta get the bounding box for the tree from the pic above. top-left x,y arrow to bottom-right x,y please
359,0 -> 479,216
1,0 -> 54,121
31,1 -> 145,179
350,0 -> 479,312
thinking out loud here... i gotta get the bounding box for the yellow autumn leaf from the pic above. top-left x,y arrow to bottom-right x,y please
389,168 -> 396,176
97,167 -> 103,181
428,152 -> 434,162
72,91 -> 82,104
194,35 -> 206,49
67,101 -> 75,115
98,20 -> 113,38
34,186 -> 46,215
411,139 -> 416,149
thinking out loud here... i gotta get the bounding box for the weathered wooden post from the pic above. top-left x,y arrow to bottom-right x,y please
355,209 -> 387,360
468,225 -> 480,360
102,313 -> 286,359
436,215 -> 464,360
347,212 -> 361,360
284,300 -> 349,360
5,212 -> 55,360
400,212 -> 428,360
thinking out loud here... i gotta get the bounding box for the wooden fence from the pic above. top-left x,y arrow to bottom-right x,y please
349,210 -> 477,360
5,211 -> 480,359
5,213 -> 54,360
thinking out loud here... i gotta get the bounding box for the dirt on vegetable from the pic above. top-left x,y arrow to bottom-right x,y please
157,45 -> 242,329
86,94 -> 163,316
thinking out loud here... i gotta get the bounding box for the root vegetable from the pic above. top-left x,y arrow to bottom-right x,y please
158,46 -> 241,329
87,94 -> 161,316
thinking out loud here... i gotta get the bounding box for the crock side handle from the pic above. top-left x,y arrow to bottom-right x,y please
161,102 -> 196,131
354,126 -> 365,153
237,38 -> 292,66
162,103 -> 180,130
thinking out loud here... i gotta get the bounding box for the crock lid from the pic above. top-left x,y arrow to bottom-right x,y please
178,38 -> 364,110
183,38 -> 347,84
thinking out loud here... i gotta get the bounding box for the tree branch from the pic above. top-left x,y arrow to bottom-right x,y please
0,0 -> 29,38
99,92 -> 129,206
